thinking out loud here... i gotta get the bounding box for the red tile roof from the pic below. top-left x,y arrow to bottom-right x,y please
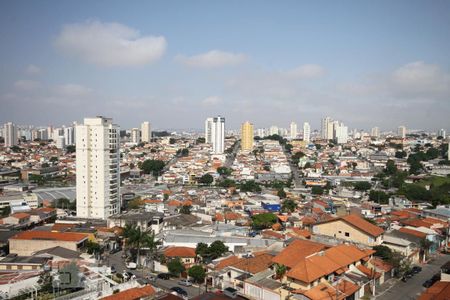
272,239 -> 327,268
399,227 -> 427,238
164,247 -> 196,258
101,285 -> 156,300
10,213 -> 30,219
419,281 -> 450,300
11,230 -> 88,242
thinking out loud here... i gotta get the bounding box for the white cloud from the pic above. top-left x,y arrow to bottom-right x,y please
201,96 -> 222,106
54,20 -> 167,67
285,64 -> 326,79
176,50 -> 246,68
53,84 -> 92,97
14,80 -> 41,91
25,64 -> 41,75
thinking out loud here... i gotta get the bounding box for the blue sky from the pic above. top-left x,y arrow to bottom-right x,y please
1,0 -> 449,131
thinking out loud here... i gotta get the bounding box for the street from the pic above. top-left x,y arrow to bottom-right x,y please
375,253 -> 450,300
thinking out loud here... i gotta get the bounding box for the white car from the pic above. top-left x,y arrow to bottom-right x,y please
178,279 -> 193,286
126,262 -> 137,270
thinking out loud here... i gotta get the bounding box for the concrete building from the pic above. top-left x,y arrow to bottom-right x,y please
211,116 -> 225,154
303,122 -> 311,143
371,127 -> 380,138
241,121 -> 254,151
398,125 -> 406,138
257,128 -> 265,138
438,128 -> 446,139
131,128 -> 141,144
56,136 -> 65,149
4,122 -> 17,147
205,117 -> 213,144
141,121 -> 151,143
64,126 -> 75,145
76,116 -> 120,219
333,122 -> 348,144
269,126 -> 279,136
290,122 -> 297,139
321,117 -> 333,140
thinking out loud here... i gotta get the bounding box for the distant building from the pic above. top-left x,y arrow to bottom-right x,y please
76,116 -> 120,219
398,125 -> 406,138
269,125 -> 279,136
257,128 -> 265,138
56,136 -> 65,149
290,122 -> 297,139
141,121 -> 152,142
241,121 -> 254,151
438,128 -> 446,139
333,122 -> 348,144
204,117 -> 213,144
211,116 -> 225,154
321,117 -> 333,140
371,127 -> 380,138
64,126 -> 75,145
303,122 -> 311,143
4,122 -> 17,147
131,128 -> 141,144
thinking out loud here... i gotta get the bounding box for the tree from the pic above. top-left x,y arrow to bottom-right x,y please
281,199 -> 297,213
385,160 -> 397,175
169,138 -> 176,144
168,258 -> 185,276
127,197 -> 144,209
240,180 -> 261,193
123,224 -> 153,267
311,186 -> 324,195
50,156 -> 59,163
315,144 -> 322,150
86,240 -> 101,255
419,238 -> 433,262
188,265 -> 206,284
208,241 -> 228,259
163,193 -> 169,201
196,137 -> 206,144
251,213 -> 278,230
217,167 -> 232,176
195,243 -> 209,260
277,189 -> 287,199
180,205 -> 191,215
199,174 -> 214,185
285,144 -> 293,153
0,206 -> 10,217
373,245 -> 393,260
140,159 -> 165,176
66,145 -> 76,153
395,151 -> 407,159
10,145 -> 21,153
369,190 -> 390,204
353,181 -> 372,191
217,179 -> 236,188
274,264 -> 287,279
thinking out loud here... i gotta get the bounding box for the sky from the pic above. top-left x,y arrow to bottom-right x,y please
0,0 -> 449,131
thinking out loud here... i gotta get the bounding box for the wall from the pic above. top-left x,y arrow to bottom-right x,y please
312,220 -> 381,246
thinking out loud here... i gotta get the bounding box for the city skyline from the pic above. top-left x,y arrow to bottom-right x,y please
0,1 -> 449,130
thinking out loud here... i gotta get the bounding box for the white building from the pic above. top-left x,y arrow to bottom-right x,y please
290,122 -> 297,139
211,116 -> 225,154
64,126 -> 75,145
438,129 -> 446,139
371,127 -> 380,138
303,122 -> 311,143
333,122 -> 348,144
269,126 -> 279,136
4,122 -> 17,147
398,126 -> 406,138
321,117 -> 334,140
76,116 -> 120,219
56,136 -> 65,149
38,128 -> 48,140
131,128 -> 141,144
257,128 -> 266,138
141,121 -> 152,143
205,117 -> 213,143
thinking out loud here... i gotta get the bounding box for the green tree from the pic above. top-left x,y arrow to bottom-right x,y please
353,181 -> 372,191
179,205 -> 191,214
285,143 -> 293,153
281,199 -> 297,213
140,159 -> 165,176
373,245 -> 393,260
50,156 -> 59,163
274,263 -> 287,279
127,197 -> 144,209
369,190 -> 390,204
217,167 -> 232,176
169,138 -> 176,144
277,189 -> 287,199
208,240 -> 228,259
188,265 -> 206,284
217,179 -> 236,188
167,258 -> 185,276
86,240 -> 101,255
196,137 -> 206,144
385,160 -> 397,175
395,151 -> 407,159
199,174 -> 214,185
123,224 -> 153,267
195,243 -> 209,260
419,238 -> 433,262
251,213 -> 278,230
66,145 -> 76,153
311,186 -> 324,195
240,180 -> 261,193
0,206 -> 10,217
315,144 -> 322,150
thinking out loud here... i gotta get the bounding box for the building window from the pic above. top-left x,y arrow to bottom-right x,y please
345,232 -> 350,237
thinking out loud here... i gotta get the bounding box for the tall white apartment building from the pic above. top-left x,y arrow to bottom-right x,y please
398,126 -> 406,139
438,129 -> 446,139
290,122 -> 298,139
211,116 -> 225,154
371,127 -> 380,138
303,122 -> 311,143
76,116 -> 120,219
4,122 -> 17,147
204,118 -> 213,143
141,121 -> 152,143
257,128 -> 266,138
269,126 -> 279,136
333,122 -> 348,144
321,117 -> 334,140
131,128 -> 141,144
64,126 -> 75,145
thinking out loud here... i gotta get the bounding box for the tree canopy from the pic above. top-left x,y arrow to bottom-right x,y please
251,213 -> 278,230
199,174 -> 214,185
167,258 -> 185,276
140,159 -> 165,176
188,265 -> 206,283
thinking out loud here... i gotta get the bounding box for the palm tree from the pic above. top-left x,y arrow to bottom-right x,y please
274,263 -> 287,280
419,238 -> 433,263
123,224 -> 153,267
143,232 -> 161,270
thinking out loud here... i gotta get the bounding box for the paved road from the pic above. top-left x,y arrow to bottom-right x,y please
376,253 -> 450,300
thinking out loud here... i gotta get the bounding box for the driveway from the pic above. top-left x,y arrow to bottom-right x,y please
375,253 -> 450,300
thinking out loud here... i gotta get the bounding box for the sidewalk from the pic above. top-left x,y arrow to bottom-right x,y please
373,278 -> 398,299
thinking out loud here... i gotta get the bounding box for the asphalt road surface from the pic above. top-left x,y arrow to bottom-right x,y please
376,253 -> 450,300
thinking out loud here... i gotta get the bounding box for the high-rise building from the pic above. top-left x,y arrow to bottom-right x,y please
438,129 -> 446,139
303,122 -> 311,143
257,128 -> 266,138
211,116 -> 225,154
371,127 -> 380,138
269,126 -> 279,136
76,116 -> 120,219
56,136 -> 65,149
334,122 -> 348,144
398,126 -> 406,139
4,122 -> 17,147
204,117 -> 213,143
131,128 -> 141,144
64,126 -> 75,145
38,128 -> 48,140
141,121 -> 152,142
290,122 -> 298,139
241,121 -> 254,151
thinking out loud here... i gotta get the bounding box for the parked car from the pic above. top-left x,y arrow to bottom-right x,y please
157,273 -> 171,280
122,271 -> 135,281
109,247 -> 121,254
126,262 -> 137,270
412,266 -> 422,274
423,279 -> 434,288
224,287 -> 238,299
146,274 -> 157,282
170,287 -> 187,297
110,265 -> 116,274
178,279 -> 192,286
